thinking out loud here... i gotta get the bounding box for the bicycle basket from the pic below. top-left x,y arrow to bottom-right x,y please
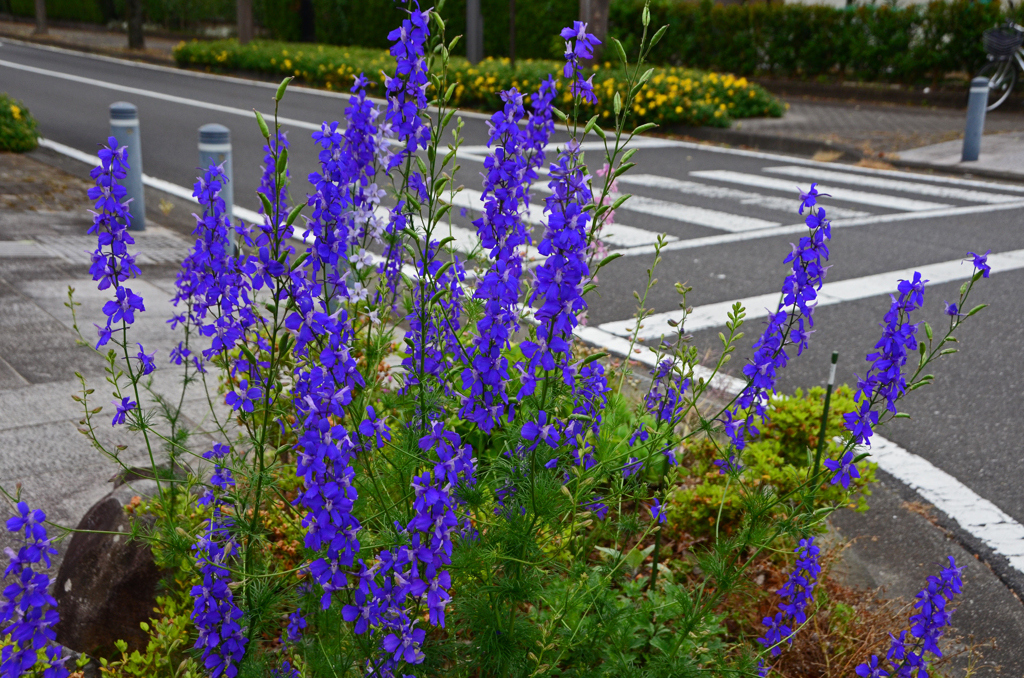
984,27 -> 1023,59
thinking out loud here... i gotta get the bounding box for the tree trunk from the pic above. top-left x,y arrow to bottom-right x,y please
579,0 -> 610,61
509,0 -> 516,65
300,0 -> 315,42
126,0 -> 144,50
237,0 -> 253,45
466,0 -> 483,64
33,0 -> 46,35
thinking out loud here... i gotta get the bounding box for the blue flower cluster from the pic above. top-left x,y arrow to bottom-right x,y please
756,537 -> 820,672
343,423 -> 475,674
404,240 -> 466,414
1,503 -> 69,678
171,164 -> 252,371
520,140 -> 593,400
292,311 -> 366,606
192,444 -> 248,677
307,75 -> 388,296
461,88 -> 532,432
842,271 -> 927,448
380,3 -> 431,300
560,22 -> 601,104
523,76 -> 558,206
854,556 -> 963,678
383,3 -> 430,167
721,186 -> 833,456
88,138 -> 144,351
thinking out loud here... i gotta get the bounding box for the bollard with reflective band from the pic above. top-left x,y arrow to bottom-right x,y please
962,76 -> 989,162
198,124 -> 236,255
109,102 -> 146,231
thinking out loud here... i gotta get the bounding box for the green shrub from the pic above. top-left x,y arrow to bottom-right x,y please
0,94 -> 38,153
609,0 -> 1006,85
9,0 -> 106,23
667,386 -> 877,538
171,39 -> 783,127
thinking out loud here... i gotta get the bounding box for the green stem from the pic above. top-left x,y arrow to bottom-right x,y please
809,350 -> 839,509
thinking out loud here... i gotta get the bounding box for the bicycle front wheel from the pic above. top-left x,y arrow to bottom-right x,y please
977,60 -> 1017,110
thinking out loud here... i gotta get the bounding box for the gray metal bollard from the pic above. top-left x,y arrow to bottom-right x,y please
198,124 -> 236,255
109,102 -> 146,231
962,76 -> 989,162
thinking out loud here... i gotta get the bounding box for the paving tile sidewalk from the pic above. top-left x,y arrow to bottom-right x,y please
737,98 -> 1024,157
0,151 -> 219,567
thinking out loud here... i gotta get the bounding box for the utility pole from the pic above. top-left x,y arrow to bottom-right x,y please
237,0 -> 253,45
126,0 -> 144,49
33,0 -> 46,34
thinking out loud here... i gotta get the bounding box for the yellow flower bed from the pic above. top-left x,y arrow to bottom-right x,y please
173,40 -> 782,128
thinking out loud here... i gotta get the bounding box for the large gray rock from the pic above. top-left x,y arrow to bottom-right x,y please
53,473 -> 166,658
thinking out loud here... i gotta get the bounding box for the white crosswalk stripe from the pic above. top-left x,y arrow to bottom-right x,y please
448,187 -> 677,248
762,165 -> 1021,204
598,248 -> 1024,341
690,170 -> 951,212
617,173 -> 870,219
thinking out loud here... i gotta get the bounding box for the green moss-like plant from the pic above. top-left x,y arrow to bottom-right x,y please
0,94 -> 39,153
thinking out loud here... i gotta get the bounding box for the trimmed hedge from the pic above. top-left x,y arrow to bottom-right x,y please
172,39 -> 784,127
9,0 -> 1007,85
609,0 -> 1009,84
0,93 -> 39,153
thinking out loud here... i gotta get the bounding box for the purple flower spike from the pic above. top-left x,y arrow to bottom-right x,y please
756,538 -> 820,664
854,556 -> 964,678
560,22 -> 601,105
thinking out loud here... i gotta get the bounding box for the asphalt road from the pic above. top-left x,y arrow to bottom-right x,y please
4,37 -> 1024,671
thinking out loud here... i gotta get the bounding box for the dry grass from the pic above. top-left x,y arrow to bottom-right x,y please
724,540 -> 983,678
855,158 -> 896,170
811,150 -> 844,162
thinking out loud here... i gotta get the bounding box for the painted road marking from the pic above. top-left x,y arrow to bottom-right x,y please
450,188 -> 674,248
0,58 -> 323,131
763,165 -> 1021,204
869,437 -> 1024,572
618,174 -> 870,219
618,194 -> 780,232
691,170 -> 951,212
615,201 -> 1024,258
598,248 -> 1024,340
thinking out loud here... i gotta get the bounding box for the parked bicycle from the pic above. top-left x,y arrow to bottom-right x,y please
978,16 -> 1024,110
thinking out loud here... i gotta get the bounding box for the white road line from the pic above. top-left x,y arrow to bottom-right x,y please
599,248 -> 1024,340
451,188 -> 673,248
615,200 -> 1024,257
0,58 -> 323,131
618,173 -> 870,219
691,170 -> 951,212
763,165 -> 1022,204
869,437 -> 1024,572
621,194 -> 780,232
39,137 -> 265,224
